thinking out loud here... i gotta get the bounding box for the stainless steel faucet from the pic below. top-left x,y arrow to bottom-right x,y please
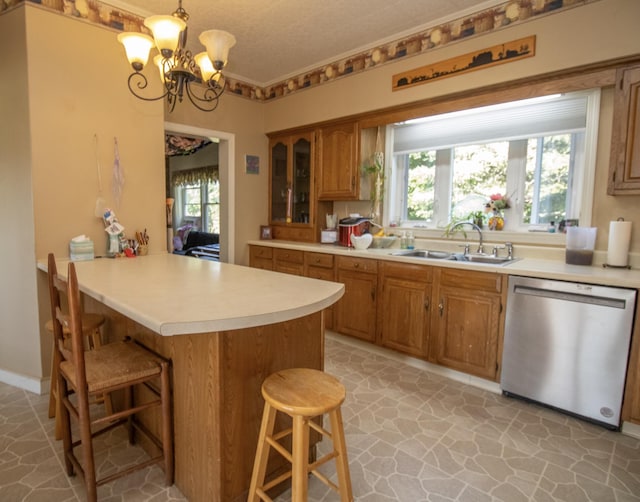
449,221 -> 484,254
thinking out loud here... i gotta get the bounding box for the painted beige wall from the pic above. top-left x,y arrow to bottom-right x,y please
0,4 -> 266,386
0,7 -> 42,384
263,0 -> 640,254
264,0 -> 640,130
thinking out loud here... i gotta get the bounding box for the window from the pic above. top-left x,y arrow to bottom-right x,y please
181,181 -> 220,233
387,90 -> 600,231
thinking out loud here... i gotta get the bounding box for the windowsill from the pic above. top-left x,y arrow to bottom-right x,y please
387,226 -> 566,248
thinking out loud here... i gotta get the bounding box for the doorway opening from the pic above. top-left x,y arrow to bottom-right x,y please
165,122 -> 235,264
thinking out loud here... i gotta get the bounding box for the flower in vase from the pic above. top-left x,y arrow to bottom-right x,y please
484,193 -> 510,213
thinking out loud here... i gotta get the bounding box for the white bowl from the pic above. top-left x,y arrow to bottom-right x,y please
350,233 -> 373,250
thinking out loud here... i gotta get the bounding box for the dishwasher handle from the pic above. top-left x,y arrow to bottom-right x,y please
513,285 -> 627,309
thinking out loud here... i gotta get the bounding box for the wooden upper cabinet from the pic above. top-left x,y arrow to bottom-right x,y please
608,65 -> 640,195
269,130 -> 318,242
317,121 -> 360,200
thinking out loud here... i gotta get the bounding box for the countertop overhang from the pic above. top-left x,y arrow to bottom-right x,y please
38,254 -> 344,336
249,240 -> 640,289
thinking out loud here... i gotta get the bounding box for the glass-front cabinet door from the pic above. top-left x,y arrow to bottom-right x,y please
270,140 -> 288,223
268,130 -> 317,242
292,136 -> 311,224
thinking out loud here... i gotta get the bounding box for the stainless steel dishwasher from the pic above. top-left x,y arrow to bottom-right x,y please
501,276 -> 637,429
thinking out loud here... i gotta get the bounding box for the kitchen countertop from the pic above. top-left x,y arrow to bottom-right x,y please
249,240 -> 640,289
38,253 -> 344,336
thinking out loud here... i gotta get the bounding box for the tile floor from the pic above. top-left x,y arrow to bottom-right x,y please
1,332 -> 639,501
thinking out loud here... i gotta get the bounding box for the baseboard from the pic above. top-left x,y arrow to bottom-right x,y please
325,330 -> 502,394
622,420 -> 640,439
0,368 -> 48,395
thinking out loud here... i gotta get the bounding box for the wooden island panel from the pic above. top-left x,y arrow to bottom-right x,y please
85,296 -> 324,502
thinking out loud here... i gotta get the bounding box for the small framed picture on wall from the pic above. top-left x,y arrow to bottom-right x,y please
260,225 -> 273,240
245,154 -> 260,175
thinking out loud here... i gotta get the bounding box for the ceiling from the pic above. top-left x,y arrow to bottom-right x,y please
113,0 -> 505,85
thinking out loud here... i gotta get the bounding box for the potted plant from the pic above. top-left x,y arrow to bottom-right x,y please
362,151 -> 384,220
467,210 -> 485,229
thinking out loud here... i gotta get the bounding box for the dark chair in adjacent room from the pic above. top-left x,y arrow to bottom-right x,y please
248,367 -> 353,502
48,254 -> 174,502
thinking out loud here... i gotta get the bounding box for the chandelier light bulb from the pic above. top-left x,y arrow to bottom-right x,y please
154,54 -> 175,83
194,52 -> 216,81
144,15 -> 186,58
117,32 -> 154,71
199,30 -> 236,70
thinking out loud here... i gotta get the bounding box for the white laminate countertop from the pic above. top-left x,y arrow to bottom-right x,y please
248,240 -> 640,289
38,254 -> 344,336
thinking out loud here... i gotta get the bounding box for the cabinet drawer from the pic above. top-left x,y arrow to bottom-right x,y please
274,248 -> 304,264
337,256 -> 378,274
439,268 -> 502,294
305,252 -> 334,269
250,246 -> 273,260
306,266 -> 335,282
382,262 -> 432,283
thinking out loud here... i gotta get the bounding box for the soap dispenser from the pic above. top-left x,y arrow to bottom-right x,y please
407,231 -> 415,250
400,231 -> 408,249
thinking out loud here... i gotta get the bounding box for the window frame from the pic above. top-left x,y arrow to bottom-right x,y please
384,89 -> 601,237
180,181 -> 221,233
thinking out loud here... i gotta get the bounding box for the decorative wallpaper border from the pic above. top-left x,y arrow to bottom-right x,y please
4,0 -> 600,102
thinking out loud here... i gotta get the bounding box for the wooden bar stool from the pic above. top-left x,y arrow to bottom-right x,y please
45,312 -> 108,440
248,368 -> 353,502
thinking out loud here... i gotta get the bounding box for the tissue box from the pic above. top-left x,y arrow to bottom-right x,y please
70,239 -> 95,261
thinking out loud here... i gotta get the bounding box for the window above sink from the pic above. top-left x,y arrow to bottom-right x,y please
384,90 -> 601,235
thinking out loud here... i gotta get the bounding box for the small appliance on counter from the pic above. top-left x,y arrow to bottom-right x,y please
338,216 -> 370,247
321,229 -> 338,243
321,214 -> 338,243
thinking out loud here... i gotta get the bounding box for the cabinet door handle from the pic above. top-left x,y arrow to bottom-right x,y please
354,263 -> 359,268
371,287 -> 376,301
438,299 -> 444,317
424,298 -> 430,310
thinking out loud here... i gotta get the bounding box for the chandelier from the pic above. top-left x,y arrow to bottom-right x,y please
117,1 -> 235,112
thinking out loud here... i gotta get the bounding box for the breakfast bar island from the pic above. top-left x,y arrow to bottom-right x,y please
39,254 -> 344,502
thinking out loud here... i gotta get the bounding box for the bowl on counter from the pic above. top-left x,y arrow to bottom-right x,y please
370,235 -> 398,248
350,233 -> 373,250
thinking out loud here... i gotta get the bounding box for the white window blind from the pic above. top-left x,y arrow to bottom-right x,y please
393,93 -> 589,154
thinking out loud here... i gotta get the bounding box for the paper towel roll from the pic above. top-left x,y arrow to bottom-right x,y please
607,220 -> 632,266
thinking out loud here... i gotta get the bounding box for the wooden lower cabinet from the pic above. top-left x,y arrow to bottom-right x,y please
431,268 -> 506,380
249,245 -> 274,270
273,248 -> 304,275
249,245 -> 507,382
335,256 -> 378,342
304,252 -> 336,330
378,262 -> 433,358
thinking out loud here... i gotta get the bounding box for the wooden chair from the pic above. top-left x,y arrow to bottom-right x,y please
44,292 -> 108,440
248,367 -> 353,502
49,254 -> 174,502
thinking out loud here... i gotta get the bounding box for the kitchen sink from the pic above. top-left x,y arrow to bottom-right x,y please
390,249 -> 519,266
390,250 -> 453,259
450,253 -> 520,265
